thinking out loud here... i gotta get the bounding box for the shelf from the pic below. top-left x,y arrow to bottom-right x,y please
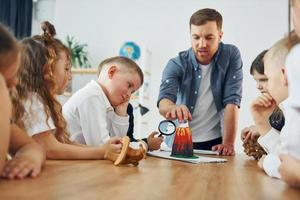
71,68 -> 98,74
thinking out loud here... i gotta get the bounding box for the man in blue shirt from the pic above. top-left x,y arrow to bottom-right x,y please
157,8 -> 243,156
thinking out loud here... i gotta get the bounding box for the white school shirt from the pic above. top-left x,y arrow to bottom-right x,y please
63,80 -> 129,146
23,93 -> 55,136
286,44 -> 300,109
258,46 -> 300,178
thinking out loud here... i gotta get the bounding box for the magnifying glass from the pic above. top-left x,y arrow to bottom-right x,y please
158,120 -> 176,136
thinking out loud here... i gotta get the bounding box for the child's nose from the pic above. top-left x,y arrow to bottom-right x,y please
257,83 -> 262,90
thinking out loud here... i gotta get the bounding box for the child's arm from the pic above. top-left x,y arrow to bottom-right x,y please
0,75 -> 11,173
279,154 -> 300,187
250,93 -> 276,135
111,101 -> 129,137
1,124 -> 45,179
32,131 -> 122,159
251,93 -> 281,155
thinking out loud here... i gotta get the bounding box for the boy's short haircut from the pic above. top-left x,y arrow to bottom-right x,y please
264,31 -> 300,69
97,56 -> 144,85
190,8 -> 223,30
250,50 -> 268,75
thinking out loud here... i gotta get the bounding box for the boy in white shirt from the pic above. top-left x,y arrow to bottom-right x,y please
250,32 -> 300,179
278,0 -> 300,187
63,56 -> 143,146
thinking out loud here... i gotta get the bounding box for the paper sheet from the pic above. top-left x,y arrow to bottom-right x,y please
147,150 -> 227,164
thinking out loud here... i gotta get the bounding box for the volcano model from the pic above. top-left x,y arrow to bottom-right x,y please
171,121 -> 194,158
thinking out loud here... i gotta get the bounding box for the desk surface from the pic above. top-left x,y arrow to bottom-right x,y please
0,154 -> 299,200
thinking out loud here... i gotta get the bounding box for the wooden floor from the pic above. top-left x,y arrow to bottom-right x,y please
0,154 -> 299,200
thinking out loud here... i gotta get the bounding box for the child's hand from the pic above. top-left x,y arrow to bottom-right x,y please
250,93 -> 276,135
105,137 -> 123,154
1,154 -> 43,179
147,132 -> 163,151
241,125 -> 260,142
279,154 -> 300,187
114,101 -> 129,117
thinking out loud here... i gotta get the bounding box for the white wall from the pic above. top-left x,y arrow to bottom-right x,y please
32,0 -> 288,152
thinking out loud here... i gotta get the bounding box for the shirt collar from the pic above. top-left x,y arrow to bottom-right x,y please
90,80 -> 114,112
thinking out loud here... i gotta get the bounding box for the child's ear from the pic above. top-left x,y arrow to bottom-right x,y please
107,66 -> 117,79
44,70 -> 53,80
281,67 -> 288,86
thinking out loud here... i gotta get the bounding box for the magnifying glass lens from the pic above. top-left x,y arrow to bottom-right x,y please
158,120 -> 176,136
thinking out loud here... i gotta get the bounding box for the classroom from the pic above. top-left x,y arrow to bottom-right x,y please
0,0 -> 300,199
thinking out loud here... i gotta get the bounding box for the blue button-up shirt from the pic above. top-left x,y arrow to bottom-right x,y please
157,42 -> 243,114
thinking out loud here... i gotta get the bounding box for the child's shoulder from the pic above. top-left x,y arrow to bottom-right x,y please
67,80 -> 108,106
26,92 -> 42,104
24,92 -> 45,113
72,80 -> 103,98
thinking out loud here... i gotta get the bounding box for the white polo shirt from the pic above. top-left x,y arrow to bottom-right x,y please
63,80 -> 129,146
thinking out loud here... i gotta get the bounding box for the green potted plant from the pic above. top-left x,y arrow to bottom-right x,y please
65,35 -> 91,68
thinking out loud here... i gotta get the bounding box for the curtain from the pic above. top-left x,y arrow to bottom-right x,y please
0,0 -> 33,39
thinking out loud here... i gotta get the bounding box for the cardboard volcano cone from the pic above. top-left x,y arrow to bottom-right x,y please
171,121 -> 194,158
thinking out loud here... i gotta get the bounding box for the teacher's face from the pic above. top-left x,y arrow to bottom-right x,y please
190,21 -> 222,65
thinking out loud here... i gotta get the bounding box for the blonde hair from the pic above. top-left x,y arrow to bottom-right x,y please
264,31 -> 300,68
97,56 -> 144,85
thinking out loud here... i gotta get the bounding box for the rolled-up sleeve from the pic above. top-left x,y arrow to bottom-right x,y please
110,112 -> 129,137
222,46 -> 243,107
157,59 -> 182,107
